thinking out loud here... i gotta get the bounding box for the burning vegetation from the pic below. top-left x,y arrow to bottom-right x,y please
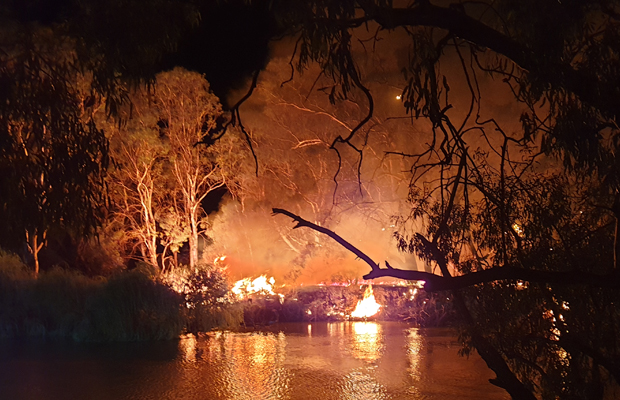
158,255 -> 452,328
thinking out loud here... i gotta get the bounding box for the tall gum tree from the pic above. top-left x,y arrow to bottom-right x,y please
104,68 -> 242,271
152,68 -> 241,270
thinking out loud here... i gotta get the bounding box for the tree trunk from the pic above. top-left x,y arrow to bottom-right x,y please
189,216 -> 198,270
33,234 -> 40,277
26,229 -> 45,277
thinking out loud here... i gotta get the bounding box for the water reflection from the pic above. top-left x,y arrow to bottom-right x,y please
341,370 -> 389,400
185,331 -> 289,399
0,323 -> 509,400
350,322 -> 383,362
406,328 -> 423,380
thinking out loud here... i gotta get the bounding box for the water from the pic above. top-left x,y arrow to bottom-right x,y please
0,322 -> 509,400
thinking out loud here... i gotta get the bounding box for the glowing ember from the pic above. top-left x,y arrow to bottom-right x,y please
232,275 -> 276,299
351,284 -> 381,318
214,255 -> 227,264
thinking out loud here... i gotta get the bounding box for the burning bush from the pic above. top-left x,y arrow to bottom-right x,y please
161,265 -> 243,333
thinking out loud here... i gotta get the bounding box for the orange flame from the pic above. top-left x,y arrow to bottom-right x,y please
350,284 -> 381,318
231,275 -> 276,300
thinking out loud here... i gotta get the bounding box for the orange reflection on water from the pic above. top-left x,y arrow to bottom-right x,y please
406,328 -> 423,381
179,331 -> 289,399
340,370 -> 389,400
350,322 -> 383,362
223,332 -> 288,399
180,334 -> 197,363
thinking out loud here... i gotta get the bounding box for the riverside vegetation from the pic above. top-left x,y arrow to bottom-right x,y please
0,251 -> 243,342
0,249 -> 454,342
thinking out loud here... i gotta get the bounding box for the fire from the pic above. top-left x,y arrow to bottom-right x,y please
350,284 -> 381,318
232,275 -> 276,300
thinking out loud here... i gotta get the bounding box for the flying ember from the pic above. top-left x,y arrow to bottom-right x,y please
350,284 -> 381,318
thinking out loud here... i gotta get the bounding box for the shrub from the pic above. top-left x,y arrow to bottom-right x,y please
80,269 -> 185,341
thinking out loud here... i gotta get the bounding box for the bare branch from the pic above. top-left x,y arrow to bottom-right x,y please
272,208 -> 379,270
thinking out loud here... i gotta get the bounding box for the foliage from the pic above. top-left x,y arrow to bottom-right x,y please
103,67 -> 244,271
82,269 -> 185,341
0,252 -> 241,341
268,1 -> 620,398
0,26 -> 108,270
396,172 -> 620,398
161,264 -> 243,333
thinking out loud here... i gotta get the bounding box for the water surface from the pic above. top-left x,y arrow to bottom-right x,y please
0,322 -> 509,399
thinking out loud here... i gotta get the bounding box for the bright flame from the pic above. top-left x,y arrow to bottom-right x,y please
232,275 -> 276,299
350,285 -> 381,318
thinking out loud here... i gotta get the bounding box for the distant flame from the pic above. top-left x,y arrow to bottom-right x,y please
350,285 -> 381,318
232,275 -> 276,300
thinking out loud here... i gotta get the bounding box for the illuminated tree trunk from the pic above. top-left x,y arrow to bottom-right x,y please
173,154 -> 223,270
137,175 -> 159,269
114,152 -> 161,270
25,228 -> 46,277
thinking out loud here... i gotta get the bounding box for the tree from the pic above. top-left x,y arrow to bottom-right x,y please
105,119 -> 166,270
0,26 -> 108,275
0,0 -> 200,274
269,1 -> 620,398
104,68 -> 242,271
153,68 -> 241,269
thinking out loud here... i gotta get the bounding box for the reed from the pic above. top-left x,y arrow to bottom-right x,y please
0,251 -> 238,341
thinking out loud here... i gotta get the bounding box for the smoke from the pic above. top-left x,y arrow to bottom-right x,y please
204,24 -> 526,284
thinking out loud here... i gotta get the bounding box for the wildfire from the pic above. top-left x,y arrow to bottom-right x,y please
350,284 -> 381,318
232,275 -> 277,300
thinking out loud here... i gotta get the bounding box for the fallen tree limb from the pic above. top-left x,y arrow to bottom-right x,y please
272,208 -> 379,270
273,208 -> 620,291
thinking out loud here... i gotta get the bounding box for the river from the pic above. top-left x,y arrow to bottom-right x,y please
0,322 -> 509,399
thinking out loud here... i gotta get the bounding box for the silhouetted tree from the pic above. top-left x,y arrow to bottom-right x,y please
0,27 -> 108,274
271,1 -> 620,398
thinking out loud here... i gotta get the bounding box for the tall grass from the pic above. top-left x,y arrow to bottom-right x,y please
0,251 -> 239,341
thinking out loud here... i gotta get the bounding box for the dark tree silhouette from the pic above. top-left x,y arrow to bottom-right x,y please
270,1 -> 620,398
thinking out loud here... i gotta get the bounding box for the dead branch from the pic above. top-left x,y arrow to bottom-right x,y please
272,208 -> 379,270
273,208 -> 620,291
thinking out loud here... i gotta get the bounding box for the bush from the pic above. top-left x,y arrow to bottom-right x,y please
79,270 -> 185,341
0,251 -> 242,341
0,250 -> 31,338
31,268 -> 97,337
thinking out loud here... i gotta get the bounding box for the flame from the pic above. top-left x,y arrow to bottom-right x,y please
232,275 -> 276,299
350,284 -> 381,318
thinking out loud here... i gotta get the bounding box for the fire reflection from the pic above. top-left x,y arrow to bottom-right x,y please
179,333 -> 197,363
350,322 -> 383,362
181,331 -> 290,399
406,328 -> 423,381
340,370 -> 389,400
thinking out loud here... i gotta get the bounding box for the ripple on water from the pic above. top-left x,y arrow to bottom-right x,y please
0,323 -> 510,400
